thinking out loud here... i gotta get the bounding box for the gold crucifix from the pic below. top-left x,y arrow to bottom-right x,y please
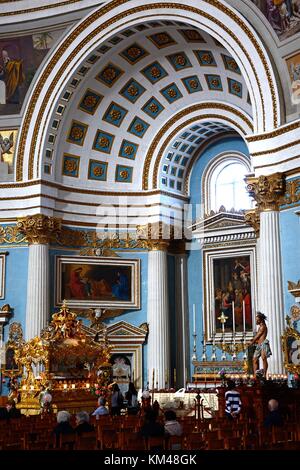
218,312 -> 228,334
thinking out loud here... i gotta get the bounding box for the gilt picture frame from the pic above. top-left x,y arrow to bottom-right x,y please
55,256 -> 140,309
203,246 -> 257,342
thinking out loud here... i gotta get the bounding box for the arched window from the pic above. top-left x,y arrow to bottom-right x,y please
203,152 -> 253,213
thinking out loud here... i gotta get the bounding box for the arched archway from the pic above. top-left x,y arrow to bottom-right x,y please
15,0 -> 282,182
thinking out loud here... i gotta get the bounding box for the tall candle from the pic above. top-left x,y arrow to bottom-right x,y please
174,368 -> 176,386
193,304 -> 196,334
152,368 -> 155,390
232,301 -> 235,334
242,300 -> 246,333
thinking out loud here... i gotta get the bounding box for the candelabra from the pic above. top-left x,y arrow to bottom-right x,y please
192,331 -> 197,361
243,332 -> 248,361
221,334 -> 227,361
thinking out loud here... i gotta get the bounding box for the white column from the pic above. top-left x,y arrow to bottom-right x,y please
175,254 -> 189,387
25,243 -> 49,340
147,248 -> 170,389
259,211 -> 284,375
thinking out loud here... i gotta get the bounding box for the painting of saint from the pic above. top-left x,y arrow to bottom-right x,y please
286,52 -> 300,105
0,129 -> 18,180
251,0 -> 300,41
213,256 -> 253,333
0,29 -> 64,114
57,257 -> 140,308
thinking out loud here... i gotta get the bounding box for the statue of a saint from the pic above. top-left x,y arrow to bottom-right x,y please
249,312 -> 272,378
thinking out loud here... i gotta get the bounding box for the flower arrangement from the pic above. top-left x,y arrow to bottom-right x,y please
90,383 -> 110,399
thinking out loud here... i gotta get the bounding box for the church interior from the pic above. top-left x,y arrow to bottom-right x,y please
0,0 -> 300,451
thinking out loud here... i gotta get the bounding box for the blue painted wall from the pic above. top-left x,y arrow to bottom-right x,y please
2,247 -> 28,342
279,207 -> 300,314
0,244 -> 28,395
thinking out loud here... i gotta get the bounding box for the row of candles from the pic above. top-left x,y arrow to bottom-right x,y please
21,382 -> 95,391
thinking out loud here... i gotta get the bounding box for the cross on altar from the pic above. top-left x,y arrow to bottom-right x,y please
218,312 -> 228,334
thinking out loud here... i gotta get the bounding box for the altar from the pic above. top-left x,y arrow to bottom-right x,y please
11,302 -> 112,415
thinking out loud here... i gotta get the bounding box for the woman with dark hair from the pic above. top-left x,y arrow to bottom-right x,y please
125,382 -> 139,415
110,383 -> 123,416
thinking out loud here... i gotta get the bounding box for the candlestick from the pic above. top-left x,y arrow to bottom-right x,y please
174,368 -> 176,387
193,304 -> 196,334
242,300 -> 246,334
192,330 -> 198,361
152,368 -> 155,390
201,334 -> 207,361
232,301 -> 235,335
211,333 -> 217,361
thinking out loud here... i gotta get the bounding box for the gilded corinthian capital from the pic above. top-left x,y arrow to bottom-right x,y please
17,214 -> 61,244
245,172 -> 285,212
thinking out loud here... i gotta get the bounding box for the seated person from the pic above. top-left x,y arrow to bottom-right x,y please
225,380 -> 242,419
125,382 -> 139,415
0,400 -> 21,420
75,411 -> 94,435
164,410 -> 183,436
140,409 -> 165,438
92,397 -> 109,418
141,390 -> 152,415
53,410 -> 74,447
264,399 -> 283,427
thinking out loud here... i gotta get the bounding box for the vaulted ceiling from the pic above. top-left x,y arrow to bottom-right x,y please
44,21 -> 252,194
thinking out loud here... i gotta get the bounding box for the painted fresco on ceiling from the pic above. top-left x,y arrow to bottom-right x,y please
0,29 -> 64,115
0,129 -> 18,180
286,51 -> 300,104
251,1 -> 300,40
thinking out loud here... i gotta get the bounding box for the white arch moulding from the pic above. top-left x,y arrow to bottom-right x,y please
15,0 -> 282,182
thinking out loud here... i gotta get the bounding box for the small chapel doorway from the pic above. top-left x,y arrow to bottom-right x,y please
110,353 -> 133,396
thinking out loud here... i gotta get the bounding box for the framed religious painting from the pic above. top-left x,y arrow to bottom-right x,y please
203,246 -> 257,342
55,256 -> 140,309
